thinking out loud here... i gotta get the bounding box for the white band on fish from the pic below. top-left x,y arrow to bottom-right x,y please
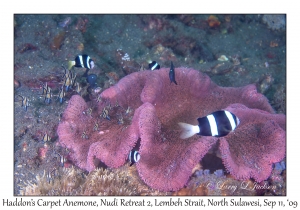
207,114 -> 218,136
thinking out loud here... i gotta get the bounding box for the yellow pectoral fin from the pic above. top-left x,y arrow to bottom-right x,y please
68,61 -> 75,70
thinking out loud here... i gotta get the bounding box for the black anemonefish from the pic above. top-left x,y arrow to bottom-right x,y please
68,54 -> 95,71
128,150 -> 140,166
149,61 -> 160,70
178,110 -> 240,139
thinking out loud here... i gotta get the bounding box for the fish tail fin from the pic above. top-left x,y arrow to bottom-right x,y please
68,61 -> 75,70
178,122 -> 199,139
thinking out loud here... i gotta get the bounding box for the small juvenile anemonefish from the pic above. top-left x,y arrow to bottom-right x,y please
148,61 -> 160,70
18,95 -> 29,111
44,86 -> 53,104
68,54 -> 95,76
128,150 -> 140,166
56,153 -> 67,167
101,108 -> 111,120
58,86 -> 66,104
178,110 -> 240,139
42,133 -> 51,142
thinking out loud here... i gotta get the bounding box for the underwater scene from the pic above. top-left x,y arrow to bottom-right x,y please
14,14 -> 286,196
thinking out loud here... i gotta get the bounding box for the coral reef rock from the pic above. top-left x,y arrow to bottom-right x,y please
19,166 -> 166,196
81,167 -> 143,195
176,171 -> 257,196
262,15 -> 286,31
57,67 -> 286,192
19,167 -> 86,195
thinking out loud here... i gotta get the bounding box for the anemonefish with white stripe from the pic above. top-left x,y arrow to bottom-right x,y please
68,54 -> 95,76
128,150 -> 140,166
148,61 -> 160,70
178,110 -> 240,139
